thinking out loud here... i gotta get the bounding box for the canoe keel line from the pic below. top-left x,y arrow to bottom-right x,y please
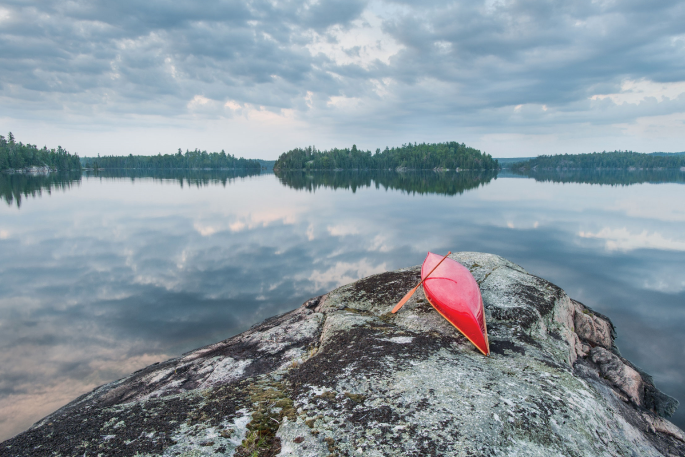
393,252 -> 490,356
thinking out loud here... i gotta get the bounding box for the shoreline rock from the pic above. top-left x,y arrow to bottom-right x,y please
2,166 -> 57,174
1,252 -> 682,456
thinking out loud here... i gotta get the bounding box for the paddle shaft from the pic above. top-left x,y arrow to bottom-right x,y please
391,251 -> 451,313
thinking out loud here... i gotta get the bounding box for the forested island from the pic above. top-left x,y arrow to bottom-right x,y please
273,142 -> 499,170
509,150 -> 685,170
1,132 -> 262,172
82,149 -> 261,170
0,132 -> 81,172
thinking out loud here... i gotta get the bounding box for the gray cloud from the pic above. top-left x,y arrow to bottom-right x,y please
0,0 -> 684,156
0,0 -> 359,114
372,1 -> 685,107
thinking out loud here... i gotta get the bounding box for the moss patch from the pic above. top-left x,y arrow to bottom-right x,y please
235,377 -> 296,457
344,392 -> 366,403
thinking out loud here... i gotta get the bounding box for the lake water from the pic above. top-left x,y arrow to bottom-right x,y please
1,169 -> 684,440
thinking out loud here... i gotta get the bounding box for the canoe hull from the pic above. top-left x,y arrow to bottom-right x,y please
421,252 -> 490,355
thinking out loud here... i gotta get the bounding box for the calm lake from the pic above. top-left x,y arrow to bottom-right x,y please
1,169 -> 684,440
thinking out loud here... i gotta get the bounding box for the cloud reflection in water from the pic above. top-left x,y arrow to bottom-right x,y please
0,170 -> 684,440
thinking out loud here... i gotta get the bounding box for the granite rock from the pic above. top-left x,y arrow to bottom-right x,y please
1,252 -> 682,457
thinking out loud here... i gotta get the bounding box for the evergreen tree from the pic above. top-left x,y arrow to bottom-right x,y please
509,151 -> 685,170
0,132 -> 81,171
274,142 -> 499,171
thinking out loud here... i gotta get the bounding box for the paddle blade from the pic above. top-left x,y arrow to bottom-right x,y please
392,285 -> 418,313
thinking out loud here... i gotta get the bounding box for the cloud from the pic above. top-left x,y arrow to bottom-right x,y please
1,0 -> 685,157
308,258 -> 387,288
193,223 -> 218,236
591,79 -> 685,105
579,228 -> 685,252
327,224 -> 360,236
613,194 -> 685,222
305,9 -> 404,69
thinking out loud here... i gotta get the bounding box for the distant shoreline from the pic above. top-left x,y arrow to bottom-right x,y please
504,151 -> 685,170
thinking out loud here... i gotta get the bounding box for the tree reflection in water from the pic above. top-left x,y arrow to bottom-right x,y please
275,170 -> 498,196
0,169 -> 263,208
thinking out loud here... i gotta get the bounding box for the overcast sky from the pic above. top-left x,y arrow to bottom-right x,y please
1,0 -> 684,158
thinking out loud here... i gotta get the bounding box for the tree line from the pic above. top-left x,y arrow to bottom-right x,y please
509,151 -> 685,170
0,132 -> 82,171
82,149 -> 261,170
273,142 -> 499,171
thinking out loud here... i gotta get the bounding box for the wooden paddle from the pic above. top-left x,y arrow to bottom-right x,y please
391,251 -> 451,314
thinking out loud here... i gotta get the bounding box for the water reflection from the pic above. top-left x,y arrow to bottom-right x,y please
505,168 -> 685,185
4,169 -> 685,209
0,169 -> 264,208
0,171 -> 82,208
275,170 -> 498,195
0,170 -> 684,441
85,168 -> 263,187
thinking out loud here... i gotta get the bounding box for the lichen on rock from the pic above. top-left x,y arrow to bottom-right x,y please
0,252 -> 682,457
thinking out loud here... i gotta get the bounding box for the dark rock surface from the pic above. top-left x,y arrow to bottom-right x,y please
1,252 -> 683,456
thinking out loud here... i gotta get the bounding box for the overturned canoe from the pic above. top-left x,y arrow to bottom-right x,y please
422,252 -> 490,355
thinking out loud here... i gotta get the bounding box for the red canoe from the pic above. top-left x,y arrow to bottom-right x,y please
421,252 -> 490,356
